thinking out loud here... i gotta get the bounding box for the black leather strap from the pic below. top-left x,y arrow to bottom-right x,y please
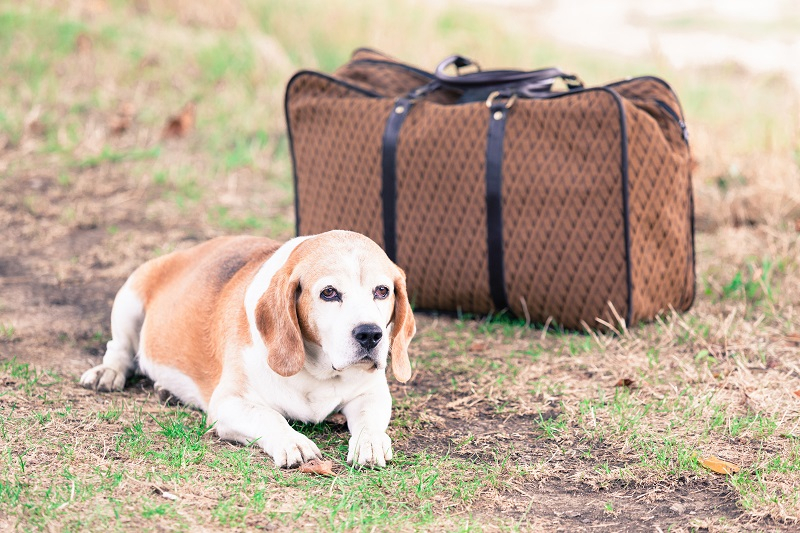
485,102 -> 510,311
435,55 -> 581,91
381,98 -> 412,262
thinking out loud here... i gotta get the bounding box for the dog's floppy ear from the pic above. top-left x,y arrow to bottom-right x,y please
390,268 -> 416,383
255,261 -> 305,377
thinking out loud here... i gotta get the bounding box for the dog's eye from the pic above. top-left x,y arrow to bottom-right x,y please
320,286 -> 341,302
374,285 -> 390,300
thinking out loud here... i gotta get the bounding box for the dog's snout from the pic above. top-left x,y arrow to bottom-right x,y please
353,323 -> 382,351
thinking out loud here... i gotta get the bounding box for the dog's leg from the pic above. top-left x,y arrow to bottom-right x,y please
80,280 -> 144,392
209,392 -> 322,468
342,381 -> 393,467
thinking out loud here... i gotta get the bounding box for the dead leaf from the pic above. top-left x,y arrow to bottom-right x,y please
468,341 -> 487,352
161,101 -> 196,139
614,378 -> 635,388
108,102 -> 135,135
785,334 -> 800,345
138,55 -> 160,69
793,390 -> 800,399
133,0 -> 150,14
698,455 -> 740,475
325,413 -> 346,425
75,33 -> 93,55
298,458 -> 334,477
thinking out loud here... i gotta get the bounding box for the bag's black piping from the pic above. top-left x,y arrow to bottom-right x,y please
687,163 -> 697,310
284,70 -> 382,235
607,76 -> 696,312
348,58 -> 436,82
600,88 -> 634,326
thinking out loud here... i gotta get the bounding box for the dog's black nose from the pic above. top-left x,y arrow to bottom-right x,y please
353,323 -> 383,351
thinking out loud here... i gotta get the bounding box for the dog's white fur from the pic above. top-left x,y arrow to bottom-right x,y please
80,231 -> 415,468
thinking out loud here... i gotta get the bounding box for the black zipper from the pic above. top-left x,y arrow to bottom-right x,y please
655,100 -> 689,143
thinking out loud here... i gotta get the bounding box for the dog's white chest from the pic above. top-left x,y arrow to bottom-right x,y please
286,387 -> 343,423
272,375 -> 361,423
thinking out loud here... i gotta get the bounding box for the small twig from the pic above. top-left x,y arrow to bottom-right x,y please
607,301 -> 628,336
519,297 -> 531,329
595,317 -> 621,337
582,320 -> 605,349
540,316 -> 553,341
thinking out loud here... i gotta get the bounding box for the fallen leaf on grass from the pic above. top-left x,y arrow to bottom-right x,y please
468,341 -> 487,352
698,455 -> 740,475
325,412 -> 347,425
138,54 -> 160,68
784,334 -> 800,345
793,390 -> 800,399
161,101 -> 196,139
75,33 -> 93,55
614,378 -> 635,388
108,102 -> 136,135
298,458 -> 334,477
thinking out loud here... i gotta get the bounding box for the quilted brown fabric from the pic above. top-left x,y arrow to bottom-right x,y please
285,49 -> 695,329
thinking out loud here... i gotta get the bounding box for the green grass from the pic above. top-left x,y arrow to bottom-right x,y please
0,323 -> 15,341
76,146 -> 162,169
0,371 -> 517,531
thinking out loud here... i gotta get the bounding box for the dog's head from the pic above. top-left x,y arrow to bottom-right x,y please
254,231 -> 415,382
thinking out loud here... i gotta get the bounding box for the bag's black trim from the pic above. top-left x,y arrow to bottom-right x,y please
605,76 -> 696,315
600,88 -> 634,326
348,58 -> 436,82
485,103 -> 511,311
381,98 -> 413,262
284,70 -> 382,235
687,162 -> 697,310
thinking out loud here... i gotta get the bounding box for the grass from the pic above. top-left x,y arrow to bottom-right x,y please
0,324 -> 15,341
0,0 -> 799,531
0,365 -> 516,531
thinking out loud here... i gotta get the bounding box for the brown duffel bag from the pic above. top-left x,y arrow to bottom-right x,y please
285,48 -> 695,329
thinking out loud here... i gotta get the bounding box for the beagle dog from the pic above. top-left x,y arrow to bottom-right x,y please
80,230 -> 415,468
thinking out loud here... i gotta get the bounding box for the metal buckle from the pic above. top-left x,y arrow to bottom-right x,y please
485,91 -> 517,109
564,75 -> 584,89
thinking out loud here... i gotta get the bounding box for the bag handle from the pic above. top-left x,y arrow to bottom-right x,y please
434,55 -> 582,92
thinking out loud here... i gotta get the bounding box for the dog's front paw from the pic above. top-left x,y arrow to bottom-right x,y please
79,364 -> 126,392
347,431 -> 393,468
263,430 -> 322,469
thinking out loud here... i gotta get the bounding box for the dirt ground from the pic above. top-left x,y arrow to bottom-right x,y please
0,171 -> 791,531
